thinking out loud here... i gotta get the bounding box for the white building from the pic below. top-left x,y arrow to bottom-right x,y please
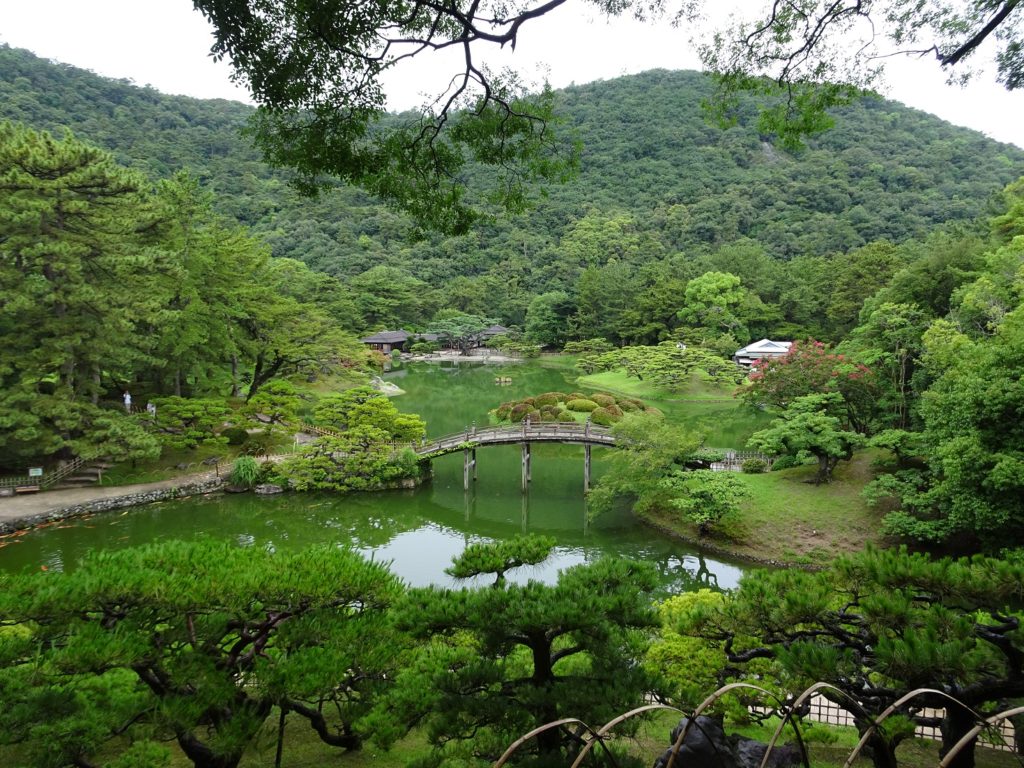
733,339 -> 793,367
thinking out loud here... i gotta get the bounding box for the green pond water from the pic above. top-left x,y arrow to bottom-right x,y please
0,360 -> 762,591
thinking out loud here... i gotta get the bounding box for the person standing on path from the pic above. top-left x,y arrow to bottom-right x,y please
123,391 -> 132,413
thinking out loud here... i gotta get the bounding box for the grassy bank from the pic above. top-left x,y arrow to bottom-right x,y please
639,451 -> 887,567
576,370 -> 771,448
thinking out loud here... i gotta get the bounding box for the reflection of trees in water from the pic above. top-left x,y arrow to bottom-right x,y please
654,552 -> 723,593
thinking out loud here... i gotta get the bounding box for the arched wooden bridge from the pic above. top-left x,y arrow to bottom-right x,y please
415,422 -> 617,492
294,420 -> 770,494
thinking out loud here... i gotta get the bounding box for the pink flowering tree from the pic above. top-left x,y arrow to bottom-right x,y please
742,340 -> 877,433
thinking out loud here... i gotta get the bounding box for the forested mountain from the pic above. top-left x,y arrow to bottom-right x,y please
3,45 -> 1022,288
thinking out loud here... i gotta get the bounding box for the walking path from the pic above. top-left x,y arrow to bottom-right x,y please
0,470 -> 219,530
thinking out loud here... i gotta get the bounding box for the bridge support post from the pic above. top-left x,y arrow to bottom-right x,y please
521,442 -> 531,492
463,448 -> 477,491
584,444 -> 591,492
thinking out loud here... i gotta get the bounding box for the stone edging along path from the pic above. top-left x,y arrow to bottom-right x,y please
0,473 -> 225,535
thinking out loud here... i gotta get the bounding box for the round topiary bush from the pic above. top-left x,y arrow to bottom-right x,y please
568,392 -> 587,402
741,458 -> 768,474
557,411 -> 577,423
604,403 -> 624,418
590,407 -> 621,426
770,455 -> 800,471
495,402 -> 514,420
527,409 -> 543,422
221,426 -> 250,446
567,398 -> 600,412
509,403 -> 532,421
539,410 -> 559,422
591,393 -> 616,408
534,392 -> 565,407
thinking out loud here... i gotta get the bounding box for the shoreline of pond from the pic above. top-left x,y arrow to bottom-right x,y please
0,473 -> 226,535
0,473 -> 815,572
635,511 -> 822,571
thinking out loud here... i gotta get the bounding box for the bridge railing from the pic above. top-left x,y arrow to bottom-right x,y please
0,457 -> 88,490
416,422 -> 615,455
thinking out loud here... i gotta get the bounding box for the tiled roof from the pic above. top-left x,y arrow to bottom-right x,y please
359,330 -> 411,344
735,339 -> 793,356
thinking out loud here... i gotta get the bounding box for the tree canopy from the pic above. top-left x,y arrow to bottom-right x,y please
675,546 -> 1024,768
186,0 -> 1023,219
704,0 -> 1024,147
0,541 -> 403,768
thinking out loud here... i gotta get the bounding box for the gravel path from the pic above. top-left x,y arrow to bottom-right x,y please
0,471 -> 218,528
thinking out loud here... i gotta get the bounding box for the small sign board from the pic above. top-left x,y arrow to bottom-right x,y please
28,467 -> 43,478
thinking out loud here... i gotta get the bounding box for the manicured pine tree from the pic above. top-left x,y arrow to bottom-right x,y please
380,536 -> 660,766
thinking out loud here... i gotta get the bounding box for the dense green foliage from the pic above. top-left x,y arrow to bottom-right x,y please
675,546 -> 1024,768
0,122 -> 370,469
580,344 -> 742,390
748,393 -> 867,484
277,387 -> 426,492
387,537 -> 660,766
3,46 -> 1022,343
0,537 -> 664,768
0,542 -> 403,768
659,469 -> 752,533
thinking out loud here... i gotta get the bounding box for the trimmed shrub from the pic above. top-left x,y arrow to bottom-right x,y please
221,426 -> 250,446
539,410 -> 559,423
617,399 -> 640,412
590,407 -> 621,426
527,409 -> 543,422
566,398 -> 600,412
568,392 -> 587,401
741,458 -> 768,474
689,448 -> 726,464
534,392 -> 566,407
770,455 -> 800,471
604,403 -> 624,418
509,403 -> 532,421
591,393 -> 616,408
540,405 -> 561,416
557,411 -> 577,423
495,402 -> 514,420
409,340 -> 439,354
521,397 -> 536,406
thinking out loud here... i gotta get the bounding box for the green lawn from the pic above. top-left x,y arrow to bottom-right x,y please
640,451 -> 887,567
576,369 -> 772,448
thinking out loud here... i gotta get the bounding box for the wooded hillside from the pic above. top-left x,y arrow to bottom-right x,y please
3,44 -> 1022,295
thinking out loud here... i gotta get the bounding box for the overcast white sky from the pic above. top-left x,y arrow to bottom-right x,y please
2,0 -> 1023,148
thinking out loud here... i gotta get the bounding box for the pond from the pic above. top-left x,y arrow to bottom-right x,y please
0,359 -> 757,591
